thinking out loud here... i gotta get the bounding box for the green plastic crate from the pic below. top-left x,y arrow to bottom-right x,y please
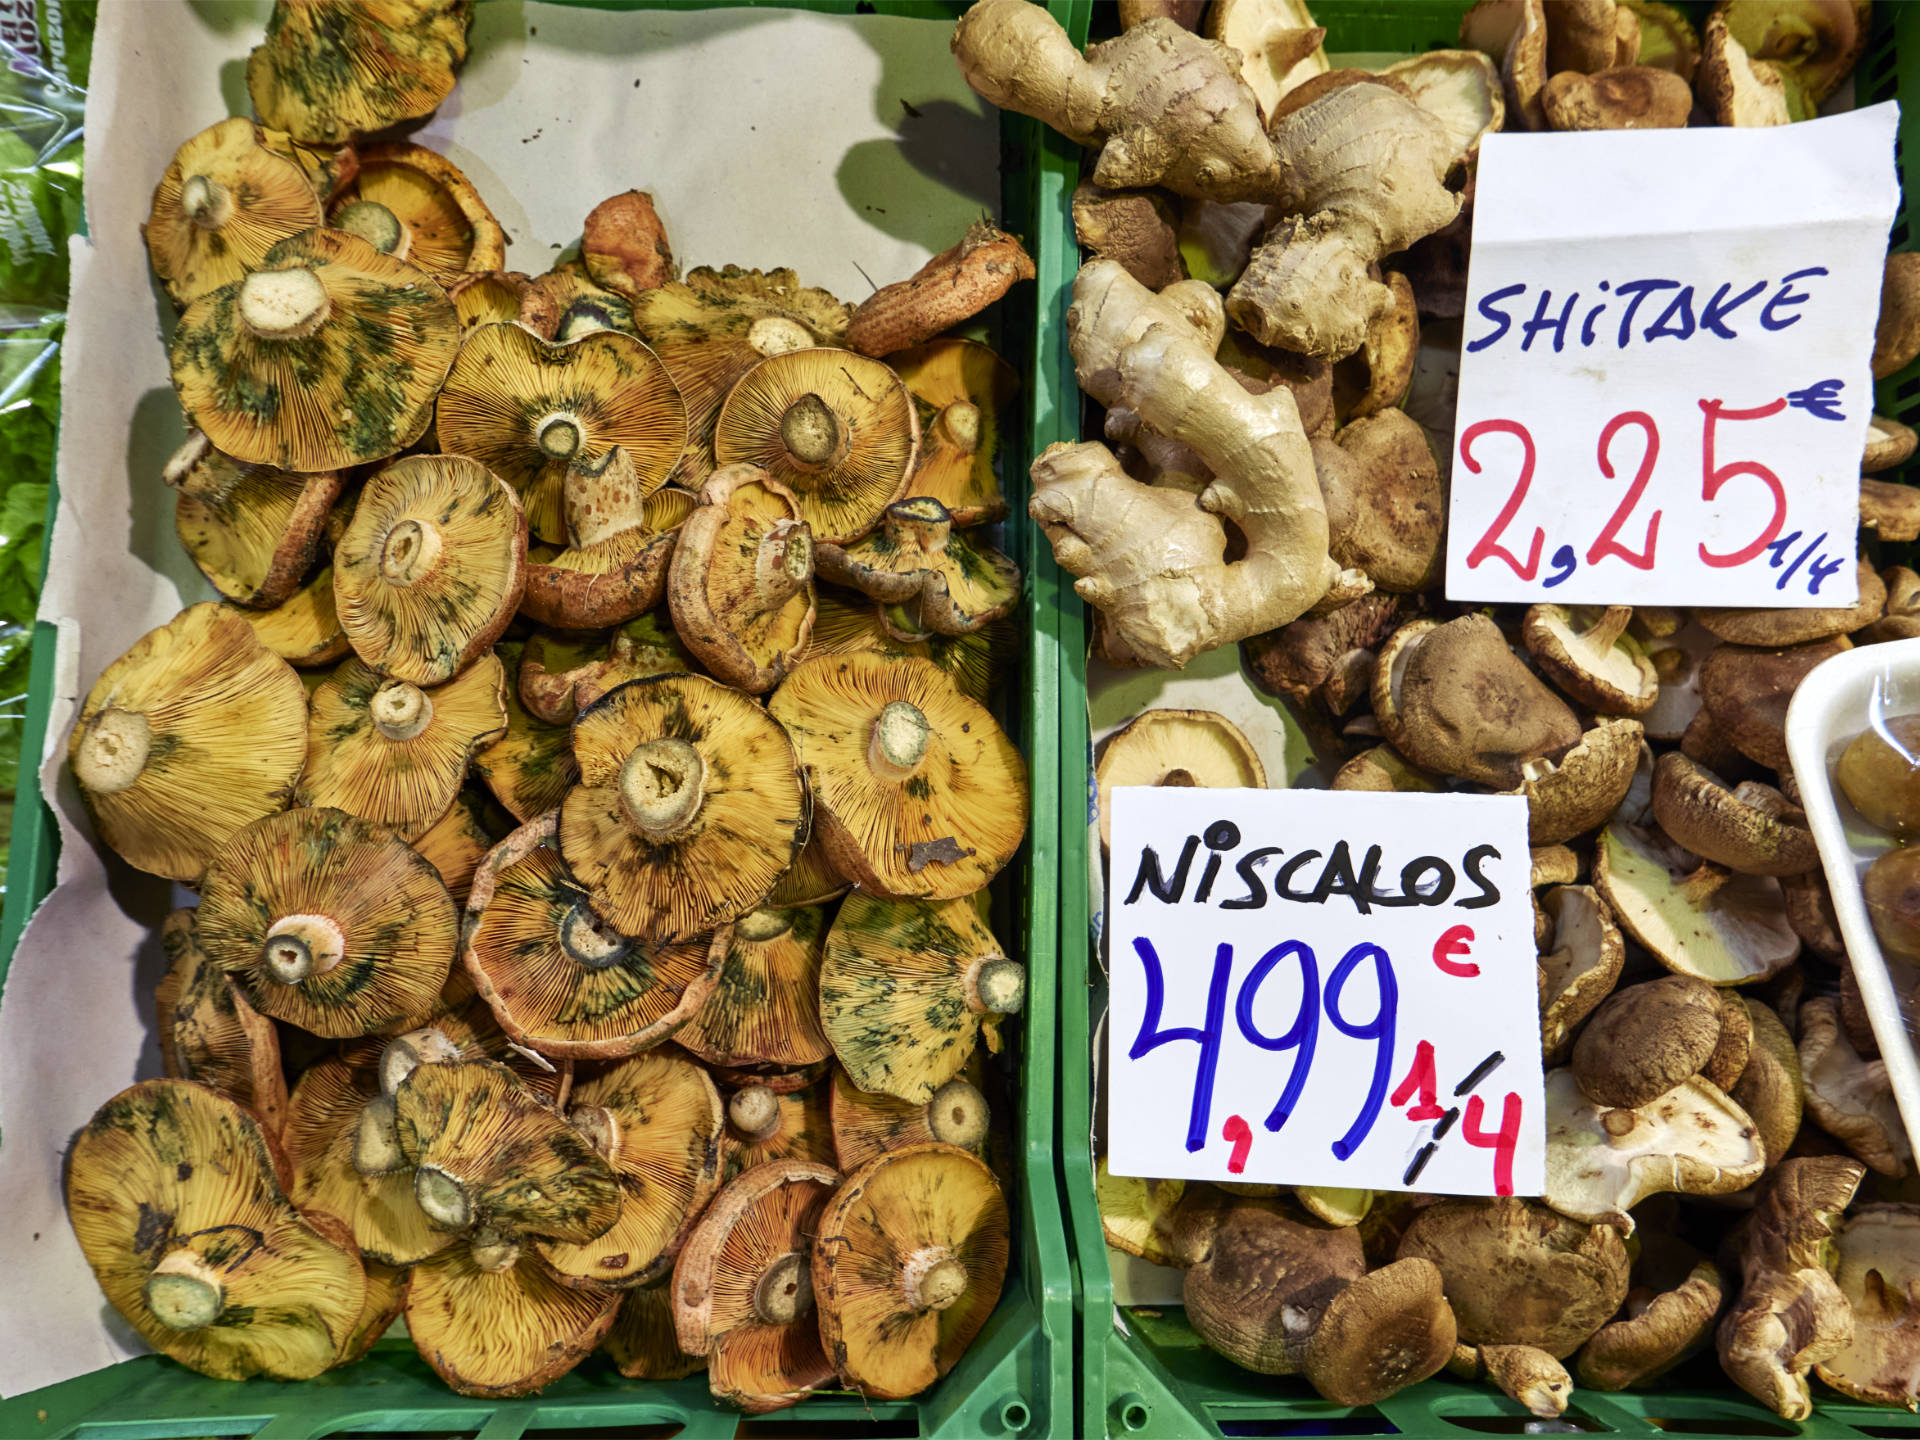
1052,3 -> 1920,1436
0,3 -> 1073,1435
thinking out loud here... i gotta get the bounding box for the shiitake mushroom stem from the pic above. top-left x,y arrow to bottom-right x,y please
729,1085 -> 782,1143
753,1251 -> 815,1324
901,1245 -> 968,1313
239,266 -> 332,339
780,393 -> 850,469
333,199 -> 410,260
178,174 -> 234,231
964,956 -> 1026,1016
260,913 -> 345,984
72,709 -> 152,794
415,1164 -> 474,1231
617,737 -> 708,837
370,680 -> 434,742
146,1249 -> 227,1331
378,518 -> 443,588
869,701 -> 931,781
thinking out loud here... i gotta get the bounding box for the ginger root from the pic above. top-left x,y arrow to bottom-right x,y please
952,0 -> 1283,201
1227,83 -> 1462,359
1030,318 -> 1352,669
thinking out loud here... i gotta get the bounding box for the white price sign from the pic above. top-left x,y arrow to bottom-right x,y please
1446,104 -> 1900,609
1106,788 -> 1543,1197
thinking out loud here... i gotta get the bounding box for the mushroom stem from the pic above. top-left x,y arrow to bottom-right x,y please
1581,606 -> 1634,653
779,393 -> 850,469
729,1085 -> 782,1142
537,411 -> 586,461
937,400 -> 983,455
73,708 -> 153,795
145,1249 -> 226,1331
378,518 -> 443,588
179,174 -> 236,231
755,522 -> 814,606
352,1095 -> 408,1177
753,1251 -> 814,1324
868,700 -> 932,781
260,913 -> 346,985
747,315 -> 813,358
563,446 -> 645,547
901,1246 -> 968,1313
1601,1108 -> 1639,1139
415,1164 -> 474,1231
333,199 -> 411,261
965,956 -> 1027,1016
1160,768 -> 1198,787
369,681 -> 434,742
572,1104 -> 621,1163
469,1227 -> 521,1273
1682,863 -> 1732,906
734,908 -> 795,943
238,266 -> 332,339
559,899 -> 634,970
380,1026 -> 461,1096
885,497 -> 954,556
927,1078 -> 990,1149
617,737 -> 709,838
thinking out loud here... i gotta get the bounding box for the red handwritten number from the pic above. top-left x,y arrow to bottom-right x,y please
1389,1040 -> 1445,1122
1698,397 -> 1789,568
1221,1114 -> 1253,1174
1587,411 -> 1662,570
1462,420 -> 1544,580
1463,1092 -> 1523,1196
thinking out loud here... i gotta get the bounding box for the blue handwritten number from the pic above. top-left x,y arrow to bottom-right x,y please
1325,943 -> 1399,1161
1129,938 -> 1233,1153
1235,940 -> 1321,1134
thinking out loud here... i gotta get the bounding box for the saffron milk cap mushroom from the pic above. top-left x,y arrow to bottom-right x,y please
154,908 -> 287,1135
229,564 -> 351,669
722,1080 -> 836,1182
166,432 -> 342,610
830,1063 -> 994,1172
328,142 -> 504,280
472,656 -> 581,824
888,337 -> 1017,525
607,1278 -> 706,1381
521,447 -> 686,630
1095,1156 -> 1188,1267
248,0 -> 472,146
814,496 -> 1019,638
673,905 -> 833,1070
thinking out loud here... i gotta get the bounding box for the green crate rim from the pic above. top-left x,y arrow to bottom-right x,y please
1051,3 -> 1920,1437
0,3 -> 1073,1436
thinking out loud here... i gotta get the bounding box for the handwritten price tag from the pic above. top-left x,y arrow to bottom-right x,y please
1445,105 -> 1899,609
1106,787 -> 1543,1197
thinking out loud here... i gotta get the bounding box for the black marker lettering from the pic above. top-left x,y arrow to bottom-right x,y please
1124,835 -> 1201,905
1458,845 -> 1502,909
1220,846 -> 1282,911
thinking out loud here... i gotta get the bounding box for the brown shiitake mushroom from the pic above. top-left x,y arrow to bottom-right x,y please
820,891 -> 1020,1104
1865,846 -> 1920,962
813,1144 -> 1009,1400
463,812 -> 727,1058
1721,0 -> 1866,104
166,433 -> 342,610
1094,708 -> 1267,850
1313,409 -> 1442,593
674,1159 -> 841,1413
1542,65 -> 1692,128
155,908 -> 287,1134
770,653 -> 1027,900
668,464 -> 816,692
1576,1246 -> 1723,1392
1799,998 -> 1910,1177
814,497 -> 1019,638
1735,995 -> 1807,1169
1073,181 -> 1185,292
1330,278 -> 1419,425
67,1080 -> 367,1381
1515,718 -> 1645,846
197,807 -> 457,1039
559,674 -> 807,943
1572,975 -> 1723,1110
673,906 -> 832,1071
889,338 -> 1018,525
1539,884 -> 1625,1065
1523,606 -> 1658,716
714,348 -> 920,544
1699,638 -> 1850,772
1651,753 -> 1817,876
1695,560 -> 1886,647
69,603 -> 308,884
248,0 -> 471,146
721,1081 -> 836,1183
1593,822 -> 1799,986
327,142 -> 503,280
1813,1204 -> 1920,1407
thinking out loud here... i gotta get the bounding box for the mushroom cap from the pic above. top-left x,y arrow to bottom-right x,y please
1799,997 -> 1911,1177
714,348 -> 920,545
1382,49 -> 1505,165
233,568 -> 350,675
1180,1200 -> 1366,1374
559,673 -> 808,942
404,1239 -> 620,1398
435,321 -> 687,545
767,830 -> 853,908
1875,252 -> 1920,380
1593,823 -> 1799,985
1396,1196 -> 1630,1358
1721,0 -> 1868,103
830,1064 -> 994,1174
1541,65 -> 1693,128
155,908 -> 287,1134
1516,717 -> 1645,846
1309,1258 -> 1459,1405
820,891 -> 1017,1104
169,436 -> 342,609
1651,753 -> 1817,876
146,118 -> 325,307
630,266 -> 851,492
813,1143 -> 1009,1400
769,652 -> 1027,899
843,220 -> 1034,359
1314,407 -> 1443,592
1705,987 -> 1756,1090
471,657 -> 581,824
328,142 -> 504,281
335,1259 -> 411,1369
1522,605 -> 1659,716
1473,1343 -> 1574,1418
247,0 -> 472,146
607,1277 -> 706,1381
1813,1204 -> 1920,1408
536,1051 -> 725,1288
1576,1259 -> 1724,1391
1331,270 -> 1419,423
1501,0 -> 1551,129
888,338 -> 1017,526
297,653 -> 507,841
1621,0 -> 1703,81
1386,613 -> 1583,788
1836,713 -> 1920,837
69,602 -> 308,884
282,1053 -> 453,1265
1542,1069 -> 1766,1229
1094,1156 -> 1187,1267
1094,707 -> 1267,850
1700,638 -> 1851,773
1700,9 -> 1800,126
579,190 -> 675,299
449,270 -> 538,334
1572,974 -> 1723,1109
1865,414 -> 1919,473
170,228 -> 459,472
394,1059 -> 621,1242
1695,559 -> 1886,646
668,465 -> 817,693
67,1079 -> 367,1380
463,811 -> 729,1058
1865,846 -> 1920,962
1540,884 -> 1626,1065
814,496 -> 1019,638
1734,995 -> 1806,1167
1331,744 -> 1442,794
722,1080 -> 836,1183
198,807 -> 457,1038
673,905 -> 833,1070
410,786 -> 497,906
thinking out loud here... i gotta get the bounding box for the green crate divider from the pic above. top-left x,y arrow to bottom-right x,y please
0,2 -> 1072,1435
1053,4 -> 1920,1437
